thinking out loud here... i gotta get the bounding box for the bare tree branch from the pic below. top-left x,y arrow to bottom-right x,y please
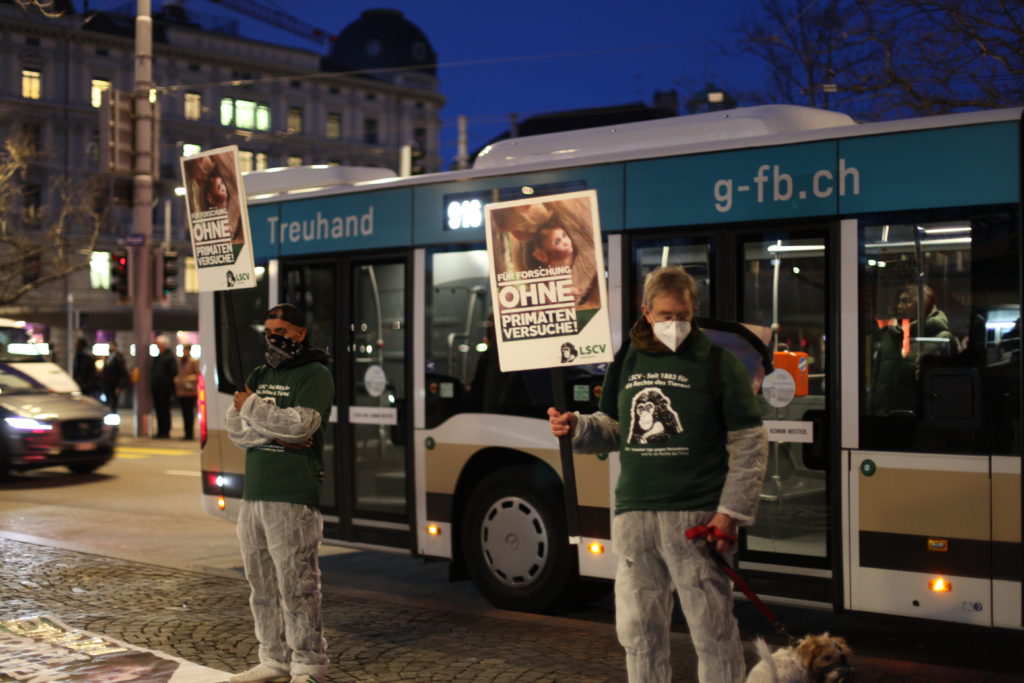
15,0 -> 65,18
0,128 -> 107,305
734,0 -> 1024,117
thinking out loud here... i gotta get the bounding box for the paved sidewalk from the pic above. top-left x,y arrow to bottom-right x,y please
2,536 -> 1022,682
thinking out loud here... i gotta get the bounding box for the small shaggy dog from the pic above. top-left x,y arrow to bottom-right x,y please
745,632 -> 854,683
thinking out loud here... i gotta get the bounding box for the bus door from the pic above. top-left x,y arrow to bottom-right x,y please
629,226 -> 834,605
282,254 -> 411,550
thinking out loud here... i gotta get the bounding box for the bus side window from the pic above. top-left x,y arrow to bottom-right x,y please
426,248 -> 491,426
860,213 -> 1019,454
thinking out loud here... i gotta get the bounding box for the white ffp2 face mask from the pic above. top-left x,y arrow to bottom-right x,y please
652,320 -> 691,351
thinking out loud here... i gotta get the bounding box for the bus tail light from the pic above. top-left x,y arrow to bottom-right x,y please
198,372 -> 207,447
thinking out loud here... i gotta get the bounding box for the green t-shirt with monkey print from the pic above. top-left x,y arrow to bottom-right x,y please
598,328 -> 762,514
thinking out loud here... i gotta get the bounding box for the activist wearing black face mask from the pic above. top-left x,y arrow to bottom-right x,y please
264,332 -> 305,368
261,303 -> 331,371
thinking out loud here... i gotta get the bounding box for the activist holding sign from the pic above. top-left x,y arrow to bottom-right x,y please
225,303 -> 334,683
547,266 -> 768,683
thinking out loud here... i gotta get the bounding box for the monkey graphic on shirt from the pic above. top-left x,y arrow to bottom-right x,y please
627,387 -> 683,444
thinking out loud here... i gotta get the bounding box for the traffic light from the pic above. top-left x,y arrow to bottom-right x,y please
160,249 -> 179,296
110,249 -> 129,302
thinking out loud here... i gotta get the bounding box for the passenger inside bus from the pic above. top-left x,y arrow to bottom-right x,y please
868,283 -> 956,416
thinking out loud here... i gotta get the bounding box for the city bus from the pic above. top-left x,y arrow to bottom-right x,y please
198,104 -> 1023,630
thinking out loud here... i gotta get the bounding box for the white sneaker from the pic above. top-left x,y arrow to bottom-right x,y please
228,662 -> 290,683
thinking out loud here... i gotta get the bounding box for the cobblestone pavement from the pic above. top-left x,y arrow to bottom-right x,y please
2,537 -> 1022,682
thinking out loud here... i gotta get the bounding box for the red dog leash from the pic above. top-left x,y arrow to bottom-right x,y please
685,524 -> 795,643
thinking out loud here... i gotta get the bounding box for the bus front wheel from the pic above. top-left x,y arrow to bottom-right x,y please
461,465 -> 574,612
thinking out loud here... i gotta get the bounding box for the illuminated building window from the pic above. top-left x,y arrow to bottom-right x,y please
287,107 -> 303,134
22,69 -> 41,99
238,151 -> 269,173
182,143 -> 202,157
90,79 -> 111,108
255,105 -> 270,131
184,92 -> 202,120
220,98 -> 271,131
235,100 -> 256,129
237,150 -> 254,173
326,113 -> 341,139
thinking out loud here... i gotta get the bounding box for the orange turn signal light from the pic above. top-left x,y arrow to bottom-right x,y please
427,524 -> 441,536
588,542 -> 604,555
929,577 -> 952,592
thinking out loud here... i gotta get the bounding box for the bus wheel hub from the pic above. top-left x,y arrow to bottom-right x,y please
480,495 -> 548,587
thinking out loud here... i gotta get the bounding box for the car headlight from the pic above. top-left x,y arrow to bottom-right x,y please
104,413 -> 121,427
4,416 -> 54,432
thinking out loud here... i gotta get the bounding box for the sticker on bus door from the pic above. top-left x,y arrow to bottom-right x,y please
483,189 -> 613,372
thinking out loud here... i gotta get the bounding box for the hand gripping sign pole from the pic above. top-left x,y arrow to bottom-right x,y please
484,190 -> 613,545
179,146 -> 258,387
550,365 -> 582,540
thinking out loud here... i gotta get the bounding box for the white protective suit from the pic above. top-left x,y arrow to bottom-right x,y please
227,393 -> 328,681
574,412 -> 767,683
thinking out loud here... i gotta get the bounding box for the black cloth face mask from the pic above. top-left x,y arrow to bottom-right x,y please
264,333 -> 304,368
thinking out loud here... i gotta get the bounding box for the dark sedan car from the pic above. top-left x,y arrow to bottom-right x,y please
0,363 -> 119,477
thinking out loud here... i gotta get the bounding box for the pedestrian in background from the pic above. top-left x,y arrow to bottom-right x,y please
73,338 -> 97,396
100,340 -> 129,411
226,303 -> 333,683
150,335 -> 177,438
174,343 -> 200,440
548,266 -> 768,683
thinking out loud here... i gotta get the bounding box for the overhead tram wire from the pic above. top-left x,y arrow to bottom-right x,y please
151,40 -> 716,94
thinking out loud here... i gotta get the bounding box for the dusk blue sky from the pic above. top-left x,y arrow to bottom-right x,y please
77,1 -> 768,168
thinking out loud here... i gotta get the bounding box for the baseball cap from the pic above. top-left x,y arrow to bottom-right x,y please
265,303 -> 306,327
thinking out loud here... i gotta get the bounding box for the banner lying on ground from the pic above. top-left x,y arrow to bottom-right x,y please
0,615 -> 227,682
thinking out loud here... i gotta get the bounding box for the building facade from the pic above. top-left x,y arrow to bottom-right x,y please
0,0 -> 443,366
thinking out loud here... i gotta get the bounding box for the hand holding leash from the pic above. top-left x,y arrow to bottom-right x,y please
685,523 -> 736,544
686,513 -> 737,554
